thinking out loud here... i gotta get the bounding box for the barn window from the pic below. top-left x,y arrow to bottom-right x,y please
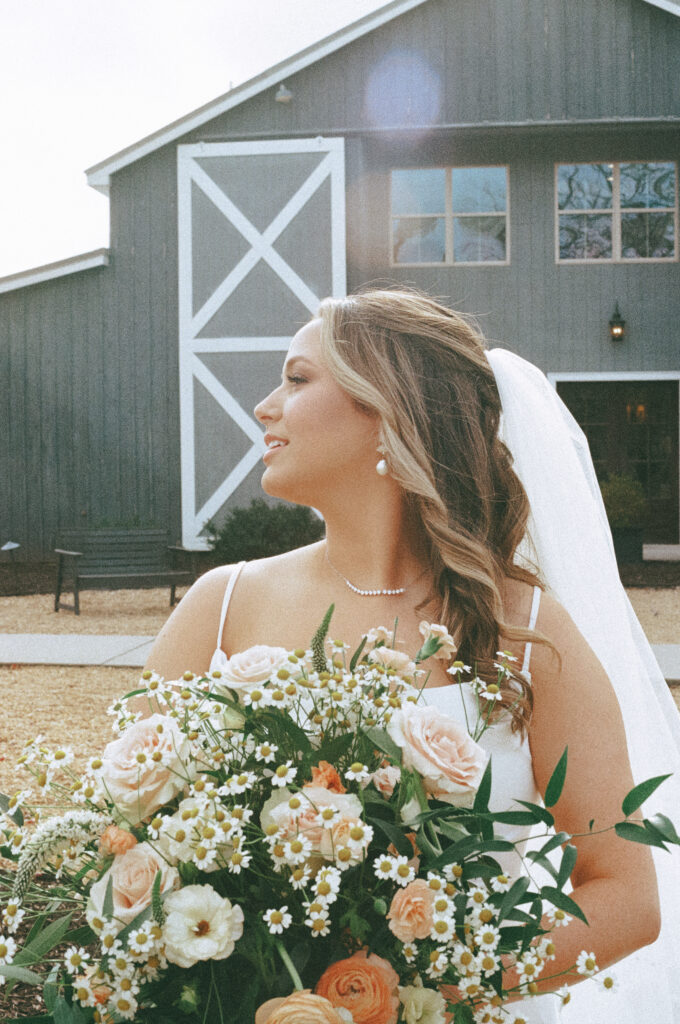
556,162 -> 677,262
391,166 -> 508,266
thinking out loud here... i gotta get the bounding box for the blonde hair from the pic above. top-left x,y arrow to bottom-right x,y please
318,287 -> 547,732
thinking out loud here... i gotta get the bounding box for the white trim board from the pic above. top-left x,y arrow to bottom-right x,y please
84,0 -> 680,193
548,370 -> 680,383
0,250 -> 109,295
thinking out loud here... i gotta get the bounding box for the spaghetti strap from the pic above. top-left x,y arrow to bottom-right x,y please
215,561 -> 247,655
521,585 -> 542,678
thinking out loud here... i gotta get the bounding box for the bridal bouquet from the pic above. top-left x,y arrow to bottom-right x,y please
1,608 -> 677,1024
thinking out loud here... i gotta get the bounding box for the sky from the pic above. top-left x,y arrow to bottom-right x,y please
0,0 -> 389,279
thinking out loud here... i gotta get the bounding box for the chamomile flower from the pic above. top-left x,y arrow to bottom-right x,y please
63,946 -> 91,973
305,910 -> 330,937
228,849 -> 252,873
546,906 -> 571,927
263,906 -> 293,934
1,901 -> 25,934
284,836 -> 313,865
111,991 -> 138,1020
478,952 -> 501,977
271,762 -> 297,788
289,864 -> 313,889
242,688 -> 271,710
344,761 -> 370,783
128,924 -> 157,956
430,915 -> 456,944
223,771 -> 257,795
392,855 -> 416,886
556,984 -> 572,1006
401,942 -> 418,963
598,971 -> 618,993
475,925 -> 501,950
489,873 -> 513,893
254,742 -> 278,763
576,950 -> 598,976
425,950 -> 449,979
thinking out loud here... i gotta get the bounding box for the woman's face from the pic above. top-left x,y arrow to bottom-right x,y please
254,319 -> 379,506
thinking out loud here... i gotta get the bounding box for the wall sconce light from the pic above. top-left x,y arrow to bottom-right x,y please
275,83 -> 293,103
609,302 -> 626,341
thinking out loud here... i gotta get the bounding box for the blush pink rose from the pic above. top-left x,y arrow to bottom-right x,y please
368,647 -> 417,676
255,991 -> 350,1024
101,713 -> 190,824
418,621 -> 458,659
215,645 -> 290,695
366,765 -> 401,798
87,842 -> 178,930
387,878 -> 435,942
386,704 -> 488,807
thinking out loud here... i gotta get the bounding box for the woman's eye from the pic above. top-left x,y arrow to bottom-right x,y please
286,375 -> 307,384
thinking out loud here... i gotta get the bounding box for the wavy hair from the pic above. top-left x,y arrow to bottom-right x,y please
318,287 -> 549,732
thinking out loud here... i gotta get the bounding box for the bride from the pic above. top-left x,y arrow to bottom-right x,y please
144,288 -> 679,1022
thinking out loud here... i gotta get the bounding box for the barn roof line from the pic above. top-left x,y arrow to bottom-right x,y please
85,0 -> 429,193
0,249 -> 109,295
85,0 -> 680,193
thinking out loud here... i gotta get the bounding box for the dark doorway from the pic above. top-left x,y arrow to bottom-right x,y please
557,380 -> 679,543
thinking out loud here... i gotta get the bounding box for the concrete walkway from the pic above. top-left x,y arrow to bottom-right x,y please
0,634 -> 154,667
0,633 -> 678,683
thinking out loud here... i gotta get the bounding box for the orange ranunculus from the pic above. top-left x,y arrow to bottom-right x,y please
306,761 -> 346,794
387,878 -> 435,943
316,950 -> 400,1024
255,990 -> 348,1024
99,824 -> 137,857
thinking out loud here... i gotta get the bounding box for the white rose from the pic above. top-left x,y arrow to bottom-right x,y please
387,704 -> 488,808
368,647 -> 417,676
399,982 -> 447,1024
162,884 -> 244,967
214,645 -> 290,696
87,842 -> 179,931
101,714 -> 191,824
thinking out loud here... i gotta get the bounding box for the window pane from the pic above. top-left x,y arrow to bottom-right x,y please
392,217 -> 446,263
620,162 -> 676,209
621,212 -> 675,258
453,216 -> 506,262
557,164 -> 613,210
559,213 -> 612,259
391,169 -> 446,215
451,167 -> 507,213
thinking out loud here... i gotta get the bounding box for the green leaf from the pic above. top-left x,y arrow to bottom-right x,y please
43,965 -> 59,1012
102,873 -> 114,919
556,843 -> 578,888
52,997 -> 77,1024
0,964 -> 44,985
452,1001 -> 474,1023
622,774 -> 672,817
490,810 -> 543,826
523,852 -> 558,882
540,885 -> 588,924
0,791 -> 24,827
544,747 -> 568,808
529,831 -> 571,857
349,635 -> 367,672
116,904 -> 152,946
437,820 -> 470,843
497,876 -> 531,922
360,725 -> 402,765
515,800 -> 554,828
473,758 -> 492,813
15,912 -> 73,964
615,821 -> 668,848
371,817 -> 414,858
645,812 -> 680,845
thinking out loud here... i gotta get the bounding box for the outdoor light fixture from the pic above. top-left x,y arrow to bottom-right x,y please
275,83 -> 292,103
609,302 -> 626,341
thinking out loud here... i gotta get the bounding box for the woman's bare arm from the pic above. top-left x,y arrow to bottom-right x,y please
517,592 -> 660,992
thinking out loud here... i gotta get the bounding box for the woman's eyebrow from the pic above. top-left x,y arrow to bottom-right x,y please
282,356 -> 314,373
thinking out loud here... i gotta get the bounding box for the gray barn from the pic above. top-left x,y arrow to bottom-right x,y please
1,0 -> 679,558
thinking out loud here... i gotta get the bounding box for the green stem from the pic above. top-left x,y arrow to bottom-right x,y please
275,939 -> 303,991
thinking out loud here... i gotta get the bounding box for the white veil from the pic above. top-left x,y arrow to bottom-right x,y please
487,348 -> 680,1022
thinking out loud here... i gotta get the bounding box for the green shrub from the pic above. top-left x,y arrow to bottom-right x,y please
205,499 -> 325,562
600,473 -> 647,528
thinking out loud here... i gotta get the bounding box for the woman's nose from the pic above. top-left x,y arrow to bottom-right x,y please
254,387 -> 279,424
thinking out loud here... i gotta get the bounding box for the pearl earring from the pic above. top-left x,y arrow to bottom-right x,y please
376,445 -> 389,476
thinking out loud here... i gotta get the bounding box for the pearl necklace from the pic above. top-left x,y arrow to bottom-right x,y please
324,548 -> 427,597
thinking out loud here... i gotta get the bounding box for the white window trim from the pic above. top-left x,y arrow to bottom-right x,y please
548,370 -> 680,542
554,161 -> 679,264
390,165 -> 510,268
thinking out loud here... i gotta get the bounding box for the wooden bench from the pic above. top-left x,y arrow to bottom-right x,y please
54,528 -> 198,614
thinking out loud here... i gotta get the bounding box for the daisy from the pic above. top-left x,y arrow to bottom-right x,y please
430,915 -> 456,943
290,864 -> 313,889
63,946 -> 90,974
401,942 -> 418,963
344,761 -> 370,783
392,855 -> 416,886
305,911 -> 330,937
271,761 -> 297,788
546,906 -> 571,927
254,742 -> 278,763
599,971 -> 618,993
576,950 -> 598,976
263,906 -> 293,934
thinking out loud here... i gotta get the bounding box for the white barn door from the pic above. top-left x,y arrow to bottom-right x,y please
177,138 -> 346,549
